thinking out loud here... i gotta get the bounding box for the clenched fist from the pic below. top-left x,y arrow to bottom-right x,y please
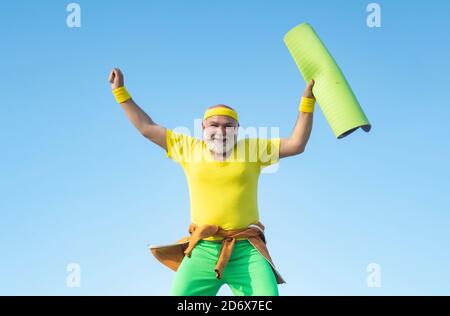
303,79 -> 315,99
108,68 -> 124,90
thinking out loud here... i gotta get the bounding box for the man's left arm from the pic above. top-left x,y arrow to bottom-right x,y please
280,79 -> 315,158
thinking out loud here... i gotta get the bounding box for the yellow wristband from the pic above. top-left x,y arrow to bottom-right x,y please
113,86 -> 131,103
299,96 -> 315,113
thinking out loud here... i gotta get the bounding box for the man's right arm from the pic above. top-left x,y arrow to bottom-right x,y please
108,68 -> 167,150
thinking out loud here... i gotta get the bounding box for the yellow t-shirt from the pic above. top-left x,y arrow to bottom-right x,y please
166,129 -> 280,240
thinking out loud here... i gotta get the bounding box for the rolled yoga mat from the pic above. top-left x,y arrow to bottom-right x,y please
284,23 -> 371,139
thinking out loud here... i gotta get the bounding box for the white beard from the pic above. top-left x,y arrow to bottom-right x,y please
203,131 -> 236,155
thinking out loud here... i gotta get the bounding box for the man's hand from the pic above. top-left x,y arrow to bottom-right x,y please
303,79 -> 315,99
108,68 -> 124,90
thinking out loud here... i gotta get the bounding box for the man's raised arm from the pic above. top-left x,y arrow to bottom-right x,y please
279,79 -> 315,158
280,80 -> 316,158
108,68 -> 167,150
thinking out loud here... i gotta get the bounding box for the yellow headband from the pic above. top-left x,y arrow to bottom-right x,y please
203,107 -> 239,122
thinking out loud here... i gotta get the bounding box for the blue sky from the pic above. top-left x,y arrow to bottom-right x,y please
0,0 -> 449,295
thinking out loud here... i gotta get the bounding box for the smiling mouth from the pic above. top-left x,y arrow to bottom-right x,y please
213,137 -> 227,141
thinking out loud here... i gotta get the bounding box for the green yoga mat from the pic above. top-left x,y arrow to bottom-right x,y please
284,23 -> 371,139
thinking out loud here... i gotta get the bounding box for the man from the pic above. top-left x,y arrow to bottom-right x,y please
108,68 -> 315,296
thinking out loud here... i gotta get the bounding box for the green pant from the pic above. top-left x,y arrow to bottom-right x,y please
171,239 -> 279,296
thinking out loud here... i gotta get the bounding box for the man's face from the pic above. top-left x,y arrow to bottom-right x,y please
202,115 -> 239,155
